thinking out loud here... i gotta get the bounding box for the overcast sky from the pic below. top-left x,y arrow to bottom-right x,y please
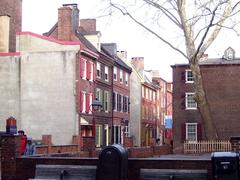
22,0 -> 240,82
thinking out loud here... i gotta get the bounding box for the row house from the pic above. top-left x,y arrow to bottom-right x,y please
172,47 -> 240,153
141,81 -> 158,146
102,43 -> 131,145
45,4 -> 132,147
123,56 -> 160,146
152,75 -> 173,145
44,4 -> 100,144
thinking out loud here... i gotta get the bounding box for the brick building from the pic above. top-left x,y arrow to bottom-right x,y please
152,74 -> 173,145
172,47 -> 240,153
125,57 -> 159,146
0,0 -> 22,52
102,44 -> 132,145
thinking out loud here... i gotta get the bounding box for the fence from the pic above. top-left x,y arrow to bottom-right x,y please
184,140 -> 232,154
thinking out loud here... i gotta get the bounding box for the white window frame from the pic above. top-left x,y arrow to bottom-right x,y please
126,96 -> 129,113
104,66 -> 109,82
113,92 -> 117,111
120,70 -> 123,84
82,91 -> 86,113
90,61 -> 94,81
185,69 -> 194,83
185,92 -> 197,110
82,59 -> 87,80
113,66 -> 117,81
120,94 -> 123,112
186,123 -> 197,142
104,91 -> 109,112
96,124 -> 103,147
96,62 -> 101,78
96,88 -> 101,102
125,73 -> 128,86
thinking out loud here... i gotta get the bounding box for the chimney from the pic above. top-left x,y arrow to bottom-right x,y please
117,51 -> 127,62
131,57 -> 144,72
58,4 -> 79,41
80,19 -> 96,32
0,15 -> 10,52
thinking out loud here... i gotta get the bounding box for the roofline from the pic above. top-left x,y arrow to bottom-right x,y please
171,63 -> 240,68
17,31 -> 81,45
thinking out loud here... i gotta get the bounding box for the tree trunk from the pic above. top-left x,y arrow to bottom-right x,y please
190,62 -> 218,140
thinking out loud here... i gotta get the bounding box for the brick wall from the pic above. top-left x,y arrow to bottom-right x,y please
1,134 -> 21,180
124,137 -> 133,148
172,64 -> 240,153
0,0 -> 22,52
128,145 -> 172,158
58,6 -> 73,41
80,19 -> 96,32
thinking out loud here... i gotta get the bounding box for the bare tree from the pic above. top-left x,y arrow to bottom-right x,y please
106,0 -> 240,140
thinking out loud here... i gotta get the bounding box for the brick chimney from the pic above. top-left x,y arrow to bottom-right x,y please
58,4 -> 79,41
131,57 -> 144,72
80,19 -> 96,32
0,15 -> 10,52
0,0 -> 22,52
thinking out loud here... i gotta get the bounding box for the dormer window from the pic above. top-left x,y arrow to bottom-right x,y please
223,47 -> 235,60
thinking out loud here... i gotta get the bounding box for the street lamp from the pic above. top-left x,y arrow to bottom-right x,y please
91,98 -> 102,137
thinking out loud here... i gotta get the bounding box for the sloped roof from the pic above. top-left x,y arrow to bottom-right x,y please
101,45 -> 132,73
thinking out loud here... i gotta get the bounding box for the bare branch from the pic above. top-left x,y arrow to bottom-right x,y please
142,0 -> 182,28
110,2 -> 188,59
199,1 -> 232,53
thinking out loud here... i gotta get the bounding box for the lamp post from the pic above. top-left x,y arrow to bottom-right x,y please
91,98 -> 102,137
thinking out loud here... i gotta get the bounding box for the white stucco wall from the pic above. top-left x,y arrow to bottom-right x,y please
20,51 -> 77,145
130,70 -> 142,146
0,55 -> 20,129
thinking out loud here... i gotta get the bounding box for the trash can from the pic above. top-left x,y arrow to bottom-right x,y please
96,144 -> 128,180
212,152 -> 239,180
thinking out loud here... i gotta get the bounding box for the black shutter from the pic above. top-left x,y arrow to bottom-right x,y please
181,123 -> 186,143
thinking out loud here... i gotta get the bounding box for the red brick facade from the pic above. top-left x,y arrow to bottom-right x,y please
172,62 -> 240,153
0,0 -> 22,52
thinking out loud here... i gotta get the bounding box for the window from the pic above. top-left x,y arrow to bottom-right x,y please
124,121 -> 130,137
113,92 -> 117,111
185,93 -> 197,109
185,70 -> 194,83
186,123 -> 197,142
113,125 -> 121,144
125,73 -> 128,86
82,91 -> 86,113
104,66 -> 109,82
120,94 -> 123,112
120,70 -> 123,83
104,91 -> 110,112
95,124 -> 103,147
80,58 -> 87,79
126,96 -> 129,113
113,67 -> 117,81
96,62 -> 101,78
